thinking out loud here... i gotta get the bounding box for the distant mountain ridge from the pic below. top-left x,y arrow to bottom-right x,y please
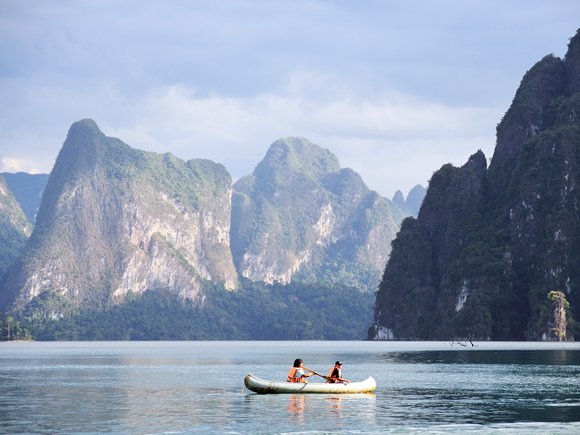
0,174 -> 32,277
392,184 -> 426,217
370,29 -> 580,341
1,172 -> 49,223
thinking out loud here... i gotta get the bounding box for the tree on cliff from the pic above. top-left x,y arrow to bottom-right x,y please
546,290 -> 569,341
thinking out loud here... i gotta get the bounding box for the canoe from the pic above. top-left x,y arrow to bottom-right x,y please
244,373 -> 376,394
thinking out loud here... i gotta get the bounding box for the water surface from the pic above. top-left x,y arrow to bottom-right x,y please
1,341 -> 579,433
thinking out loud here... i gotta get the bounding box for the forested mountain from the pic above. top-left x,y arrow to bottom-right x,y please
0,175 -> 32,278
370,29 -> 580,341
231,137 -> 406,289
22,280 -> 375,340
1,172 -> 49,222
0,122 -> 411,339
0,119 -> 238,318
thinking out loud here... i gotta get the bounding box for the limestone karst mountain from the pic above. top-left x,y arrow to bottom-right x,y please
231,137 -> 406,289
0,123 -> 413,338
370,29 -> 580,341
0,119 -> 238,316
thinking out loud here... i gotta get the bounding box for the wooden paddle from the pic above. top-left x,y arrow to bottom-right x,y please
303,366 -> 331,381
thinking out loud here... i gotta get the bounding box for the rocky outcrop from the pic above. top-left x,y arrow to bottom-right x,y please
371,151 -> 489,339
544,291 -> 570,341
231,137 -> 406,289
0,120 -> 237,316
370,29 -> 580,341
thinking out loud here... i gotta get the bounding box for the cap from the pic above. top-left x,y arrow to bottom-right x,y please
335,361 -> 342,365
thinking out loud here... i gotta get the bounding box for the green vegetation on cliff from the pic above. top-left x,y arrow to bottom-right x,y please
0,119 -> 238,317
0,123 -> 402,340
0,313 -> 31,341
231,137 -> 405,291
371,29 -> 580,341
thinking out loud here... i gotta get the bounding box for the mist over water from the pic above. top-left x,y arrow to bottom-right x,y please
1,341 -> 579,433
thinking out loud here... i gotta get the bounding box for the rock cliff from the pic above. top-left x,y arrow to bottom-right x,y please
0,120 -> 237,316
231,137 -> 406,289
370,29 -> 580,341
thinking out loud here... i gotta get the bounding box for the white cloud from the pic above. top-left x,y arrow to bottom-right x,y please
101,82 -> 501,196
0,74 -> 502,197
1,157 -> 40,173
3,1 -> 578,197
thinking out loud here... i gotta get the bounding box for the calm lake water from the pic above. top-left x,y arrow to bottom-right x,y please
1,341 -> 579,433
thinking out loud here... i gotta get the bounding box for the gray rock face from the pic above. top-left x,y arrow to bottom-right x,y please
1,120 -> 237,315
371,29 -> 580,341
1,124 -> 416,321
231,137 -> 406,289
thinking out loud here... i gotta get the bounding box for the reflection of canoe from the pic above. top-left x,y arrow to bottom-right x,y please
244,373 -> 376,394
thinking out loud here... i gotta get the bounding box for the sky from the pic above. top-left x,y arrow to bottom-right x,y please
1,1 -> 579,198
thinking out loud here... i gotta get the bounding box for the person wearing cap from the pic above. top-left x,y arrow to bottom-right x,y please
327,361 -> 350,384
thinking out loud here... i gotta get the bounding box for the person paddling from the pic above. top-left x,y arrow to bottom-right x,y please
327,361 -> 350,384
287,358 -> 313,383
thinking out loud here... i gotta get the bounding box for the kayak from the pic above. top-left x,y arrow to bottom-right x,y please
244,373 -> 376,394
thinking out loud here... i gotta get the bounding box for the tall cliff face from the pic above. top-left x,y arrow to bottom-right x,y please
371,29 -> 580,341
0,175 -> 32,278
0,120 -> 237,315
231,137 -> 406,289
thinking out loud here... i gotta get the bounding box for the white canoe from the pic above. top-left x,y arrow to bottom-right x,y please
244,373 -> 376,394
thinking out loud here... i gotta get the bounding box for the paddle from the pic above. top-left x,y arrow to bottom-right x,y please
303,366 -> 331,381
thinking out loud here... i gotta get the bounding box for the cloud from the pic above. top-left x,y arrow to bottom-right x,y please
1,158 -> 40,173
2,1 -> 579,197
102,80 -> 501,196
0,77 -> 500,196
